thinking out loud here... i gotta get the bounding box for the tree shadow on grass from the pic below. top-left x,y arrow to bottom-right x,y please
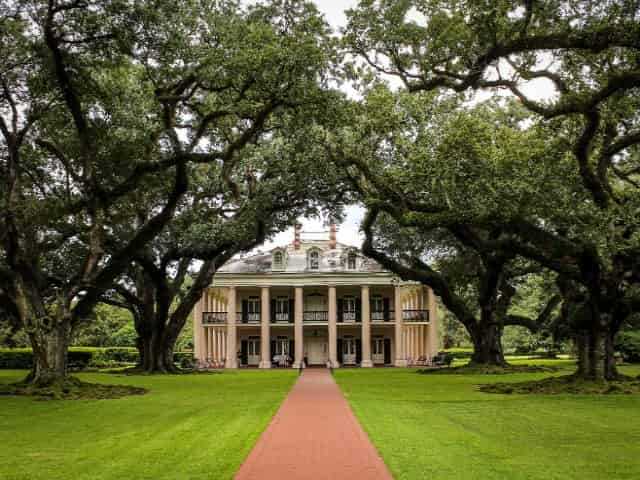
0,376 -> 147,400
416,364 -> 562,375
479,374 -> 640,395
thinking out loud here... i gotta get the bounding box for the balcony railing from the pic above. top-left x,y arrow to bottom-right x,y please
339,311 -> 360,323
274,312 -> 293,323
371,310 -> 394,322
202,312 -> 227,324
403,309 -> 430,322
304,311 -> 328,322
205,309 -> 428,324
239,312 -> 260,324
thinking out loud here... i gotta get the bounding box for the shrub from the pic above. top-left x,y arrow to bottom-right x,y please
0,349 -> 32,369
616,331 -> 640,363
442,348 -> 473,359
1,347 -> 194,370
103,348 -> 138,363
0,348 -> 94,369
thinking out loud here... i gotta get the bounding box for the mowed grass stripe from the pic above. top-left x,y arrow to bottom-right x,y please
0,370 -> 297,480
335,364 -> 640,480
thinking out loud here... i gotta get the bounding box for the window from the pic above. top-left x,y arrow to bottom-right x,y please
276,336 -> 289,355
371,295 -> 384,312
308,250 -> 320,270
347,252 -> 357,270
276,296 -> 289,315
246,297 -> 260,322
272,250 -> 284,270
343,295 -> 356,321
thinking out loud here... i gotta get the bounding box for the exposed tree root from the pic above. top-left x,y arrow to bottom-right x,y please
0,376 -> 147,400
480,374 -> 640,395
417,363 -> 562,375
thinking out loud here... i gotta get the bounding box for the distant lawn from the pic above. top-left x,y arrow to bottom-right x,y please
0,369 -> 296,480
335,362 -> 640,480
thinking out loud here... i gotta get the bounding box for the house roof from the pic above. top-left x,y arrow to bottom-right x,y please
217,239 -> 387,275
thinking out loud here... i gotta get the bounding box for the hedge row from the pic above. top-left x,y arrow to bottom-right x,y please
616,331 -> 640,363
0,348 -> 193,370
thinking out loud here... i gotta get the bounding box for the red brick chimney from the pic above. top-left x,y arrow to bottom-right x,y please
293,223 -> 302,250
329,223 -> 337,249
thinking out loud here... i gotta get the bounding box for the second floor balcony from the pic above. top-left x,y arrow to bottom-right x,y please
203,308 -> 429,325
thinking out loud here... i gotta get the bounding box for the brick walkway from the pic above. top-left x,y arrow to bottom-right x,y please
234,369 -> 393,480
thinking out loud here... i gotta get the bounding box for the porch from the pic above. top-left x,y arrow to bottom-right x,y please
195,283 -> 436,368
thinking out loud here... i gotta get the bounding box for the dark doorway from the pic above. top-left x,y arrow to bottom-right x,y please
384,338 -> 392,364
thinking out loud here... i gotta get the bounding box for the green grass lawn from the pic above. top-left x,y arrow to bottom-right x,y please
0,369 -> 296,480
335,363 -> 640,480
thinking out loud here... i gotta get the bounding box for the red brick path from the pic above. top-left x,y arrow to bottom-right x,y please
234,369 -> 393,480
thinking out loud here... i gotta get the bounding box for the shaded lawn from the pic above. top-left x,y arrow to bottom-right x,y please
335,363 -> 640,480
0,369 -> 296,480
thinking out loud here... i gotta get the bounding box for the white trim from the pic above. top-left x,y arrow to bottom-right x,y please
212,272 -> 411,287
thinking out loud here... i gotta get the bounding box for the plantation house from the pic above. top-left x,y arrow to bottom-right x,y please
192,225 -> 438,368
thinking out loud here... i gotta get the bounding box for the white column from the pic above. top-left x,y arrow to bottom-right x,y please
212,329 -> 218,363
225,286 -> 238,368
293,287 -> 304,368
193,292 -> 203,362
360,285 -> 372,367
428,288 -> 439,358
221,328 -> 226,361
394,285 -> 407,367
259,287 -> 271,368
328,285 -> 338,367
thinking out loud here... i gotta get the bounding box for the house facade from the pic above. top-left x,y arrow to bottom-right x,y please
192,224 -> 438,368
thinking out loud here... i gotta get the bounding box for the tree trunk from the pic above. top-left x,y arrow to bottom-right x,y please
589,327 -> 606,381
573,325 -> 617,381
605,331 -> 618,380
26,318 -> 72,386
469,323 -> 506,366
575,332 -> 589,377
135,328 -> 177,373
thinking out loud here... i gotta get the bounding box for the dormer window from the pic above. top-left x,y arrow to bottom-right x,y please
308,249 -> 320,270
272,249 -> 285,271
347,252 -> 357,270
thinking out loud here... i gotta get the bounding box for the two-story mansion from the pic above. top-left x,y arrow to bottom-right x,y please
192,224 -> 438,368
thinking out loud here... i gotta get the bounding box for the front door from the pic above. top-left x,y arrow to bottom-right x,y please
372,337 -> 385,364
247,337 -> 260,366
342,337 -> 356,365
306,337 -> 327,365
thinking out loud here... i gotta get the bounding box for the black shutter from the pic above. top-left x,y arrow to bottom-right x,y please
337,298 -> 344,322
241,300 -> 248,323
289,298 -> 295,323
270,340 -> 277,358
356,297 -> 362,322
383,297 -> 390,321
240,340 -> 248,366
337,338 -> 343,364
289,339 -> 295,360
271,299 -> 276,322
384,338 -> 392,364
356,339 -> 362,364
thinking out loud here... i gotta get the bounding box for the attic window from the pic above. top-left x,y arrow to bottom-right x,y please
347,252 -> 357,270
273,250 -> 284,270
309,250 -> 320,270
